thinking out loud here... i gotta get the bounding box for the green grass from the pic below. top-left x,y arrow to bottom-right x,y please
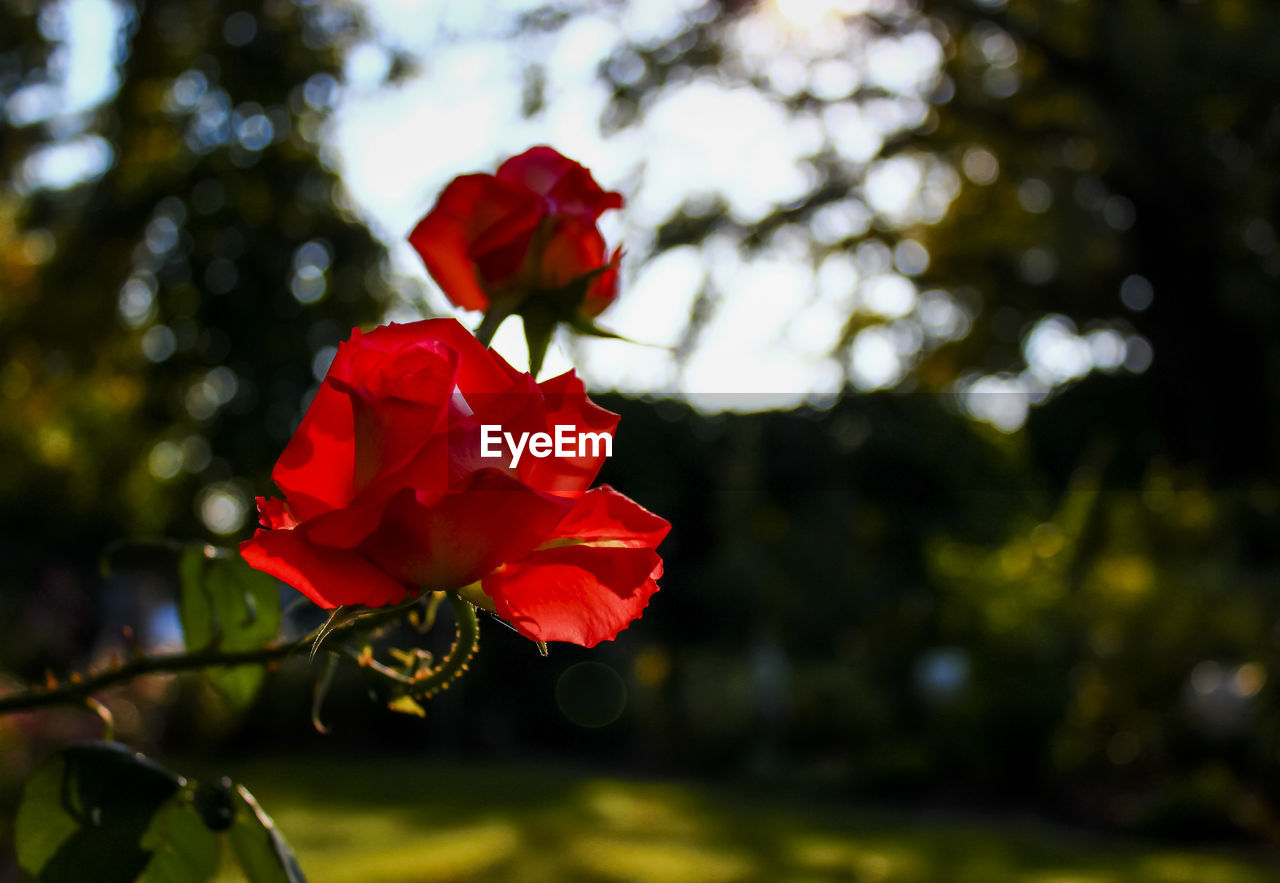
205,756 -> 1278,883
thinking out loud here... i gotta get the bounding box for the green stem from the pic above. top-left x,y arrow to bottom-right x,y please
333,594 -> 478,697
406,593 -> 479,698
474,301 -> 516,348
0,593 -> 427,717
0,636 -> 314,718
333,645 -> 414,684
0,592 -> 479,718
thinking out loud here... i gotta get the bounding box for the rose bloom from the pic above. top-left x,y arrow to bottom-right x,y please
409,146 -> 622,319
241,319 -> 668,647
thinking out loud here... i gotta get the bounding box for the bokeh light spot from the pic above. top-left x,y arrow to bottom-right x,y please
199,484 -> 249,535
557,662 -> 628,728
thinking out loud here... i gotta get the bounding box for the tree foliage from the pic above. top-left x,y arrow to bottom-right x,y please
3,0 -> 1280,844
0,0 -> 395,574
597,0 -> 1279,480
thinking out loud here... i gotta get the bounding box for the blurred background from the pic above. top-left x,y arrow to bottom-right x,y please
2,0 -> 1280,879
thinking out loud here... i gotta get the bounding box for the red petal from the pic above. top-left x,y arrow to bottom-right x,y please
497,146 -> 623,221
444,377 -> 551,485
582,245 -> 623,318
482,548 -> 661,647
273,319 -> 526,520
327,339 -> 458,491
270,379 -> 356,521
408,175 -> 543,310
535,216 -> 607,290
545,485 -> 671,546
481,488 -> 670,646
445,370 -> 618,499
524,372 -> 619,497
330,319 -> 523,395
256,497 -> 298,530
358,469 -> 574,591
240,529 -> 409,609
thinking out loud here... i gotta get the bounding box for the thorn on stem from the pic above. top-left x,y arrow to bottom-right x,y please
122,625 -> 144,658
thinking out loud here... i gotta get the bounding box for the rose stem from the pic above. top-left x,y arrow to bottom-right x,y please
407,593 -> 480,697
0,636 -> 314,717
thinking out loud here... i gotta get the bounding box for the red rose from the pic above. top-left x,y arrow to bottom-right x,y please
408,146 -> 623,318
240,318 -> 667,647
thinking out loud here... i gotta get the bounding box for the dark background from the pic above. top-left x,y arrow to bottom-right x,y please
2,0 -> 1279,862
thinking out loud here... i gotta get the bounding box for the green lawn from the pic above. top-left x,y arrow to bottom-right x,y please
206,756 -> 1278,883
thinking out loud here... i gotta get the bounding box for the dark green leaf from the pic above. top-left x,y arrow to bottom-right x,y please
15,743 -> 182,883
228,785 -> 307,883
179,545 -> 283,708
137,795 -> 220,883
13,755 -> 79,877
192,778 -> 236,832
565,315 -> 646,344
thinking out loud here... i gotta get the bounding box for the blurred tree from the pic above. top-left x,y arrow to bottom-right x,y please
918,0 -> 1280,481
2,0 -> 1278,843
595,0 -> 1280,482
0,0 -> 402,667
570,0 -> 1280,830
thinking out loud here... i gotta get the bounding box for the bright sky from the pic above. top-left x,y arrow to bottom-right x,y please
334,0 -> 955,412
17,0 -> 1149,428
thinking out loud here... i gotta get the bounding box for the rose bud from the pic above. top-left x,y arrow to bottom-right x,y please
408,146 -> 625,372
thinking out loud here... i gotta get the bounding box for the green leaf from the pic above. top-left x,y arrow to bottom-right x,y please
15,743 -> 183,883
228,785 -> 307,883
565,315 -> 632,341
13,755 -> 79,876
137,794 -> 220,883
179,545 -> 283,708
